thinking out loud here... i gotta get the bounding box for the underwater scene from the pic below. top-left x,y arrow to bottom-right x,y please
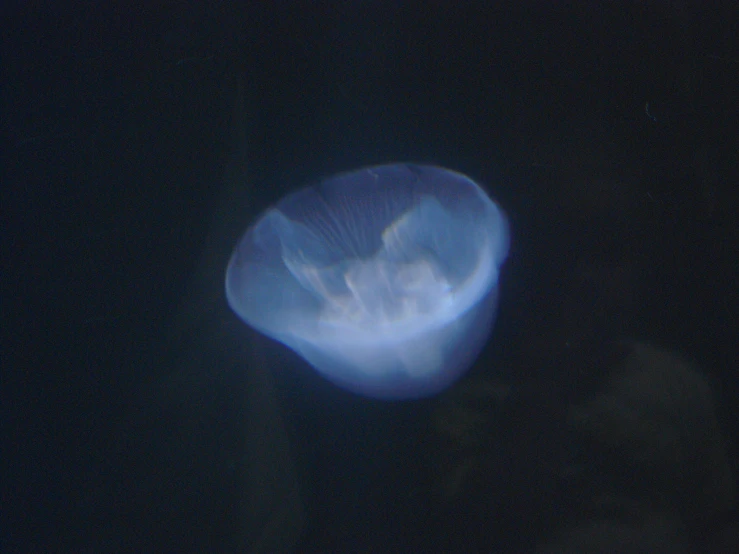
5,2 -> 737,552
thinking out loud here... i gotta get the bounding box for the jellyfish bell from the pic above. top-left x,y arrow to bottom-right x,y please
226,163 -> 509,399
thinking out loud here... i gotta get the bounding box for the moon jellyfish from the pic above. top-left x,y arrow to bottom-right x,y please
226,164 -> 509,399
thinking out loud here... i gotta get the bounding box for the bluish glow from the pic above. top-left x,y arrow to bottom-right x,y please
226,164 -> 509,399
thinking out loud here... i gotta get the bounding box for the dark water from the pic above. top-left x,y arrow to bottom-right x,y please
4,2 -> 737,552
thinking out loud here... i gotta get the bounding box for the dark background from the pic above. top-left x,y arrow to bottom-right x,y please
3,1 -> 738,552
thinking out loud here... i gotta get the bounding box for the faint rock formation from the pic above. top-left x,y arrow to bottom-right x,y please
569,341 -> 735,522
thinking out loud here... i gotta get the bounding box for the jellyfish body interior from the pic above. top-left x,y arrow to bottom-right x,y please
226,164 -> 509,399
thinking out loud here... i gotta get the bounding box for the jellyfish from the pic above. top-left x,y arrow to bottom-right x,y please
225,163 -> 509,399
